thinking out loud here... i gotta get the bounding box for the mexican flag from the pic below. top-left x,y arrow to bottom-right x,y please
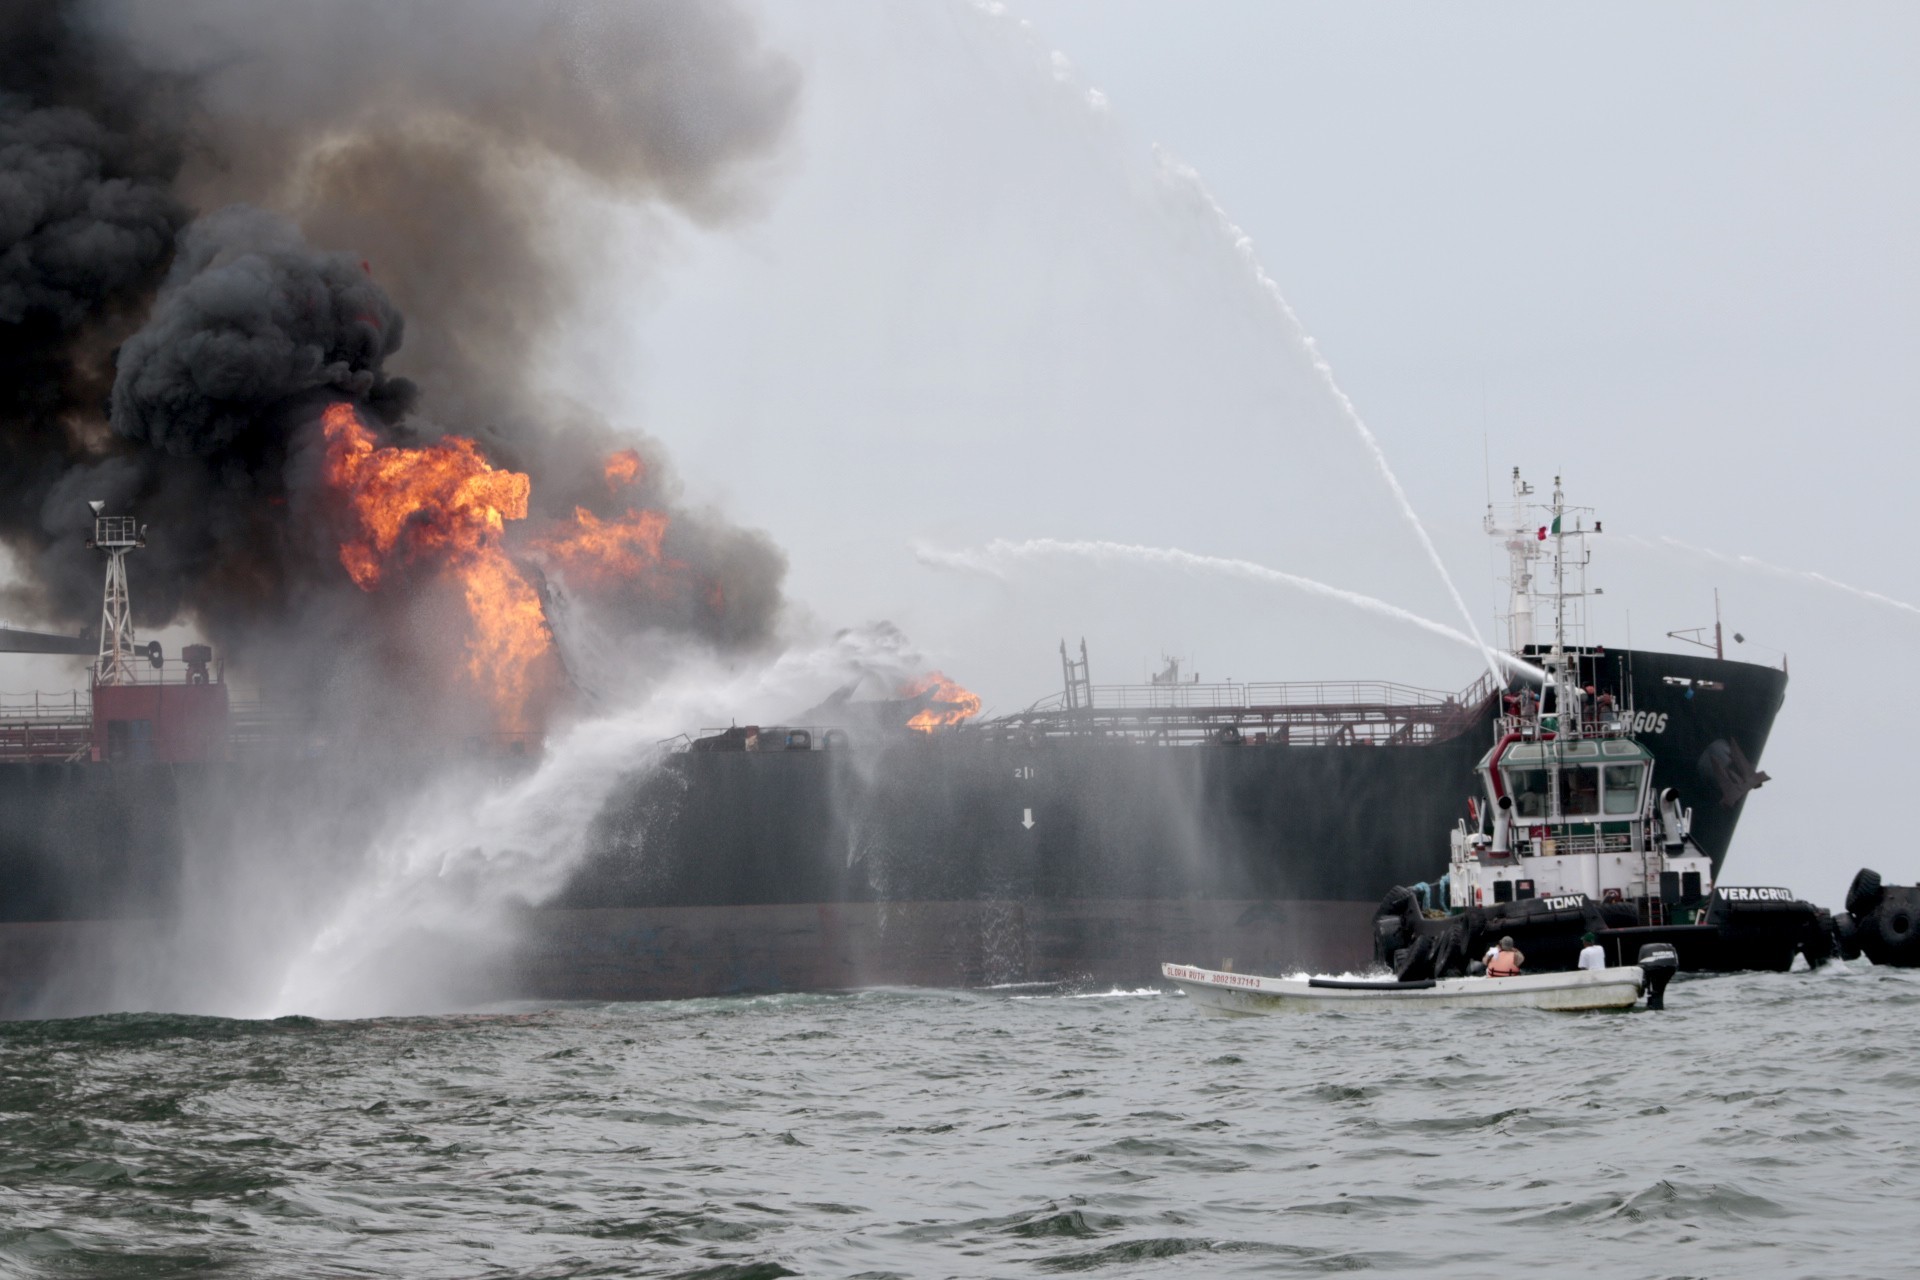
1535,516 -> 1561,541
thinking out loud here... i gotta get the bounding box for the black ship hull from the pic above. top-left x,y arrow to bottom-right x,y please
0,647 -> 1786,1015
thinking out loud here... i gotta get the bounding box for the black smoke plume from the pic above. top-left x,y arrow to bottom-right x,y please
0,0 -> 797,722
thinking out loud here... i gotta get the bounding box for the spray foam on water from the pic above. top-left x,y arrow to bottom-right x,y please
1634,535 -> 1920,618
917,537 -> 1541,681
962,1 -> 1504,685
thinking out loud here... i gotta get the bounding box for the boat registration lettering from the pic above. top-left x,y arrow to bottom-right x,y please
1542,894 -> 1587,911
1718,886 -> 1794,903
1163,963 -> 1259,988
1207,972 -> 1261,988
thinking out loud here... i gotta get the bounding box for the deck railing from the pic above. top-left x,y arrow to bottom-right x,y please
986,668 -> 1503,747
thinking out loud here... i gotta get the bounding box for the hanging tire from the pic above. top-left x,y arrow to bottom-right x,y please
1375,915 -> 1411,967
1833,912 -> 1863,962
1432,924 -> 1470,979
1846,868 -> 1884,918
1377,885 -> 1421,927
1373,886 -> 1421,965
1394,934 -> 1438,982
1799,911 -> 1836,968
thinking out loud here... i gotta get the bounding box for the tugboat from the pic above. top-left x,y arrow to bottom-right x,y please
1372,480 -> 1831,978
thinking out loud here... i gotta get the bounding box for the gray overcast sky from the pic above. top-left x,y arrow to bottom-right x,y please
9,4 -> 1913,895
576,1 -> 1916,894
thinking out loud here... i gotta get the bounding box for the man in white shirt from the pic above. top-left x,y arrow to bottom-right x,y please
1577,931 -> 1606,971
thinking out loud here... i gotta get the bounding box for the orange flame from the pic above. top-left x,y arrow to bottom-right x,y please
532,506 -> 674,589
902,671 -> 982,732
320,403 -> 553,728
604,449 -> 645,490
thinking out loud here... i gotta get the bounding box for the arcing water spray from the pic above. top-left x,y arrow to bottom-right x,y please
959,2 -> 1506,686
1638,534 -> 1920,619
916,536 -> 1542,682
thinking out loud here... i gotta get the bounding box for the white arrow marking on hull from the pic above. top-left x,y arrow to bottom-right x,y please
1021,808 -> 1035,830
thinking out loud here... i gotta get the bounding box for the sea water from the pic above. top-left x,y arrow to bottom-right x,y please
0,964 -> 1911,1278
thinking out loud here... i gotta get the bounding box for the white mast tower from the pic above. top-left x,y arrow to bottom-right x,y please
1484,468 -> 1601,658
87,501 -> 144,687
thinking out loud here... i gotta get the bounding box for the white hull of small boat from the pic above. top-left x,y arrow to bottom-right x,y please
1162,962 -> 1645,1014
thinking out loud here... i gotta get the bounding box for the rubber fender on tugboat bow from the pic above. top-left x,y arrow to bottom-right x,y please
1431,922 -> 1472,980
1874,892 -> 1919,953
1393,934 -> 1439,983
1373,886 -> 1422,965
1846,867 -> 1885,919
1376,915 -> 1412,968
1831,911 -> 1863,962
1800,909 -> 1837,968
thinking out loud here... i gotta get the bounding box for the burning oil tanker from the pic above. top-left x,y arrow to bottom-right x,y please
0,4 -> 1786,1015
0,468 -> 1786,1014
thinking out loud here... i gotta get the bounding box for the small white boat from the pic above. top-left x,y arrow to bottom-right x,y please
1161,961 -> 1648,1014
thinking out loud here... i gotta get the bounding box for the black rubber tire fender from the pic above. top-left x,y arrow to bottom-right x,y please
1432,924 -> 1470,979
1375,915 -> 1411,967
1832,912 -> 1863,962
1394,934 -> 1438,983
1799,910 -> 1836,969
1875,897 -> 1919,955
1377,885 -> 1421,919
1846,867 -> 1885,919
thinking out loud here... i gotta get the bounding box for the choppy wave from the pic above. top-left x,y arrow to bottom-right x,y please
0,966 -> 1914,1277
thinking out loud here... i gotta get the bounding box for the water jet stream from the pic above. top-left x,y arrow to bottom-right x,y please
1150,152 -> 1505,685
916,536 -> 1543,681
960,2 -> 1505,684
1631,534 -> 1920,618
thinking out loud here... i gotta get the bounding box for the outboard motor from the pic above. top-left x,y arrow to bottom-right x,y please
1637,942 -> 1679,1010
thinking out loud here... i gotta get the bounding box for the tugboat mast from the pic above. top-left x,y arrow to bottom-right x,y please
1485,467 -> 1601,661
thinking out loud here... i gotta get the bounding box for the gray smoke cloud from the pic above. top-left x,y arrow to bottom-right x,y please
0,0 -> 187,624
111,205 -> 410,457
0,0 -> 798,719
0,103 -> 180,330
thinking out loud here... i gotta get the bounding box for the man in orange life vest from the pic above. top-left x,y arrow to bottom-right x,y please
1487,936 -> 1525,977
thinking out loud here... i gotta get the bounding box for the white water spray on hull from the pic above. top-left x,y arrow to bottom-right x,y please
260,629 -> 936,1018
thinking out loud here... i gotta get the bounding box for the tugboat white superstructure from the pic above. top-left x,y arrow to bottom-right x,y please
1451,473 -> 1714,926
1373,472 -> 1832,977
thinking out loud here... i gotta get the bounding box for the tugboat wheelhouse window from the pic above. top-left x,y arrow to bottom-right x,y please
1602,764 -> 1644,815
1558,766 -> 1600,817
1509,769 -> 1551,818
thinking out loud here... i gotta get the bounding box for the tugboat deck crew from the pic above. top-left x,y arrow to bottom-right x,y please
1487,937 -> 1524,977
